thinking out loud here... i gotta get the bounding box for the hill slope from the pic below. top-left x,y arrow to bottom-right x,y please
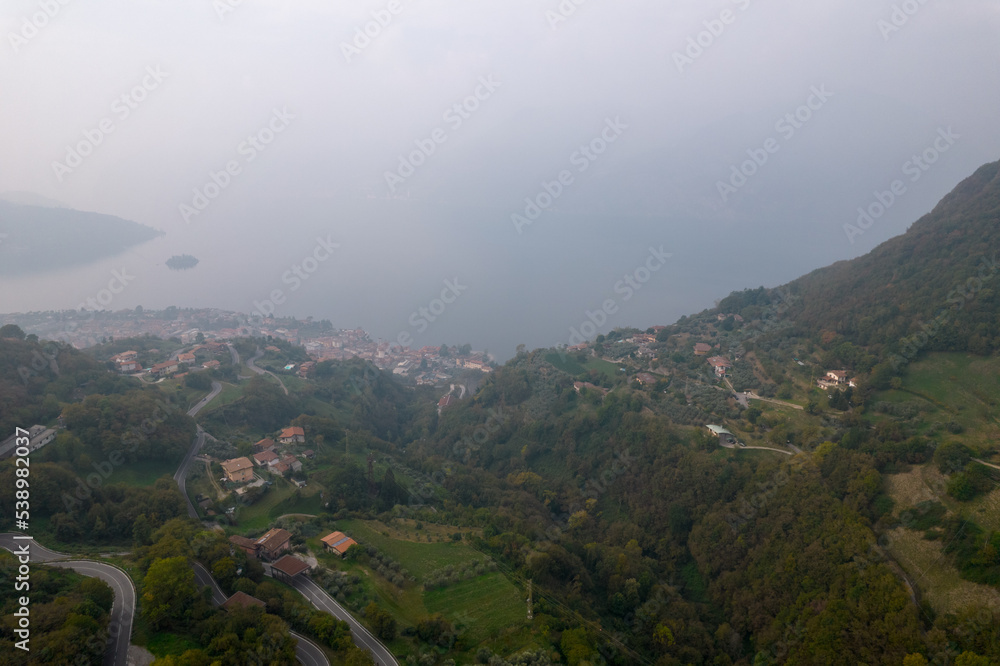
0,201 -> 162,276
783,159 -> 1000,356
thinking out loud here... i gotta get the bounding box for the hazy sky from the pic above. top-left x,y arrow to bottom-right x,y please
2,0 -> 999,358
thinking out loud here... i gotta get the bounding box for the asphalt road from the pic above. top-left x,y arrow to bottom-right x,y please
0,534 -> 135,666
247,348 -> 290,395
193,560 -> 330,666
227,342 -> 240,365
290,632 -> 330,666
175,381 -> 223,519
266,565 -> 398,666
175,427 -> 207,519
187,380 -> 223,417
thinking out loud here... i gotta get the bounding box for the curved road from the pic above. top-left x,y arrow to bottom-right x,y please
188,381 -> 223,418
0,535 -> 135,666
247,348 -> 290,395
265,563 -> 399,666
193,561 -> 329,666
175,427 -> 208,519
175,381 -> 222,519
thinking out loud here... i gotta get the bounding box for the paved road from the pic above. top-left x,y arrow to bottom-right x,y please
247,348 -> 290,395
227,342 -> 240,365
175,427 -> 208,519
193,560 -> 329,665
0,535 -> 135,666
188,380 -> 223,417
175,381 -> 223,519
265,565 -> 398,666
290,632 -> 329,666
193,561 -> 227,605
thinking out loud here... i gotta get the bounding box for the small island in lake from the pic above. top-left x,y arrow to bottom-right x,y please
166,254 -> 199,270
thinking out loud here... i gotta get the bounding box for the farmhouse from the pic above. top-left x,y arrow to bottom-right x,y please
707,356 -> 732,378
254,438 -> 276,453
221,457 -> 254,483
255,528 -> 292,560
253,450 -> 279,467
321,531 -> 358,557
693,343 -> 712,356
705,424 -> 736,445
151,361 -> 179,377
279,426 -> 305,444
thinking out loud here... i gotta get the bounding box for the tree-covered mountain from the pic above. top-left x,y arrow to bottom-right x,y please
764,159 -> 1000,361
0,201 -> 162,276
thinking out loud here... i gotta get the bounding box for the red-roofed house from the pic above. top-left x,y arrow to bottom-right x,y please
253,450 -> 279,467
321,531 -> 358,557
707,356 -> 732,378
221,457 -> 254,483
279,427 -> 305,444
254,438 -> 276,453
826,370 -> 849,384
255,528 -> 292,560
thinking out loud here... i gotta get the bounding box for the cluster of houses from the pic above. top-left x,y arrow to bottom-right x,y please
220,525 -> 358,611
111,350 -> 140,373
219,426 -> 316,490
113,341 -> 229,377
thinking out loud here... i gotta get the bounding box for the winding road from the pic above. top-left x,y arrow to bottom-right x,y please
0,534 -> 135,666
175,427 -> 208,519
264,563 -> 399,666
247,348 -> 290,395
193,561 -> 330,666
187,381 -> 223,418
175,381 -> 222,519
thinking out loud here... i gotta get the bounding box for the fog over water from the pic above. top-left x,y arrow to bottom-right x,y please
1,0 -> 999,359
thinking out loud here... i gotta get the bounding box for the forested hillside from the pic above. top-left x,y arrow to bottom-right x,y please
782,159 -> 1000,358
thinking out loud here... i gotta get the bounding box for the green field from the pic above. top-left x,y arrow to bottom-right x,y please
312,519 -> 528,660
337,519 -> 482,579
424,572 -> 527,645
875,352 -> 1000,451
106,457 -> 180,487
545,352 -> 621,380
234,480 -> 326,531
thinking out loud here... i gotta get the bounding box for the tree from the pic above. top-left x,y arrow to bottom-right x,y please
0,324 -> 25,339
142,556 -> 197,629
364,602 -> 397,641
